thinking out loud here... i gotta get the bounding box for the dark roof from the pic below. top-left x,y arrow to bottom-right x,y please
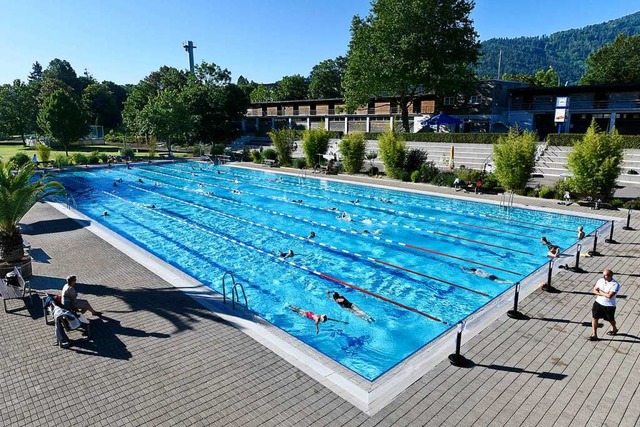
510,82 -> 640,96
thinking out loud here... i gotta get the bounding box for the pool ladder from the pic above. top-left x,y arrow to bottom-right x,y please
221,271 -> 248,309
499,191 -> 514,209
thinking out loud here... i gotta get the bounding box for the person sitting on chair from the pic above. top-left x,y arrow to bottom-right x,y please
61,275 -> 101,317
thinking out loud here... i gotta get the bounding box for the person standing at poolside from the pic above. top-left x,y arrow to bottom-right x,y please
589,269 -> 620,341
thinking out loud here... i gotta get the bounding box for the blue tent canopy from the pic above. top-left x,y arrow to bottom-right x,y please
421,113 -> 462,126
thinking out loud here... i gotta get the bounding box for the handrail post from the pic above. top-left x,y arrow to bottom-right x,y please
542,259 -> 557,292
568,243 -> 584,273
604,220 -> 616,244
448,321 -> 469,366
588,231 -> 600,256
622,209 -> 633,231
507,282 -> 525,319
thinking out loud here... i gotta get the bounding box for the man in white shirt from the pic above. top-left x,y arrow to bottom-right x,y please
590,269 -> 620,341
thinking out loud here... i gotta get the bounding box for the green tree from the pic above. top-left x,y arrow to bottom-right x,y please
137,89 -> 192,152
250,84 -> 273,103
567,120 -> 623,199
82,83 -> 120,129
28,61 -> 43,83
377,129 -> 406,179
339,132 -> 367,174
580,34 -> 640,85
273,74 -> 308,101
0,162 -> 65,263
268,129 -> 296,166
42,58 -> 82,95
37,90 -> 88,155
0,80 -> 38,144
302,128 -> 331,167
344,0 -> 480,132
309,57 -> 346,99
534,67 -> 559,87
493,128 -> 537,191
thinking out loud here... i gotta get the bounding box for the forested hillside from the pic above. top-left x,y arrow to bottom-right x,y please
476,11 -> 640,84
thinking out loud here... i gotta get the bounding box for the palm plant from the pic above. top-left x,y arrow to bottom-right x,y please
0,162 -> 66,263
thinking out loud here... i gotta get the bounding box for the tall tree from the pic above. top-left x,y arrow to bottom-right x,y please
567,121 -> 623,200
250,84 -> 273,102
580,34 -> 640,85
343,0 -> 480,132
308,57 -> 346,99
37,90 -> 88,155
82,83 -> 120,129
28,61 -> 43,83
42,59 -> 82,95
273,74 -> 308,101
137,89 -> 192,151
0,80 -> 38,144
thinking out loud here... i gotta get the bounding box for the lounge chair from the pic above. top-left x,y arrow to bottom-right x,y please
42,293 -> 91,346
0,267 -> 32,313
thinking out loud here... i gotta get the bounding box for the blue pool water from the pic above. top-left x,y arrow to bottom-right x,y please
55,162 -> 606,380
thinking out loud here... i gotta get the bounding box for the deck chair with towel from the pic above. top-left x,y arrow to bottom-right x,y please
42,293 -> 91,347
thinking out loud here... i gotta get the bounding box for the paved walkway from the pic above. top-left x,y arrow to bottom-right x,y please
1,169 -> 639,426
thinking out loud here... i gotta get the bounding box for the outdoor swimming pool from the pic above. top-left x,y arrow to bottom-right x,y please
55,162 -> 606,381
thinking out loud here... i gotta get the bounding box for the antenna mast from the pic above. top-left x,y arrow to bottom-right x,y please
183,41 -> 197,74
497,49 -> 502,79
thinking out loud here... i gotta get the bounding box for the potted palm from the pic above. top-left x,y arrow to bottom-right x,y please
0,162 -> 66,278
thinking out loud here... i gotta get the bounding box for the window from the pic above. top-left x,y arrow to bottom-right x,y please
470,95 -> 482,104
443,96 -> 455,106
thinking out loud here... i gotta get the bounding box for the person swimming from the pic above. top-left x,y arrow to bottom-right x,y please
338,212 -> 352,221
288,305 -> 328,334
279,249 -> 294,259
461,266 -> 511,284
541,236 -> 560,258
327,291 -> 374,323
307,231 -> 316,239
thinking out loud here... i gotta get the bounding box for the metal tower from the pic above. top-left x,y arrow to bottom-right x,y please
183,41 -> 197,74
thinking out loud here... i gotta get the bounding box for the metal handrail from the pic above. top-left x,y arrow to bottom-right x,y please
221,271 -> 236,304
232,283 -> 248,309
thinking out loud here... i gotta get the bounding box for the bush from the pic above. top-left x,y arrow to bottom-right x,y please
623,197 -> 640,210
120,147 -> 135,160
456,168 -> 484,183
431,171 -> 456,187
415,161 -> 440,183
404,148 -> 428,175
192,145 -> 203,157
250,150 -> 262,163
211,144 -> 226,156
538,185 -> 555,199
493,128 -> 537,191
410,170 -> 420,183
262,148 -> 278,161
377,130 -> 406,179
363,132 -> 504,144
302,128 -> 332,168
10,152 -> 31,167
609,199 -> 624,208
480,172 -> 502,192
98,153 -> 109,164
293,158 -> 307,169
339,132 -> 366,174
71,153 -> 88,166
87,151 -> 101,165
54,153 -> 70,168
548,133 -> 640,149
35,143 -> 51,163
268,129 -> 296,166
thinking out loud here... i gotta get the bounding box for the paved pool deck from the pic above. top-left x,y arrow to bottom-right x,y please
1,165 -> 639,426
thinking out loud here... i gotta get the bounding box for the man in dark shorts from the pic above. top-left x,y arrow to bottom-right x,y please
590,269 -> 620,341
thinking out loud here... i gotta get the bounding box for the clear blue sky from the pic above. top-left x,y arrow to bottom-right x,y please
0,0 -> 637,86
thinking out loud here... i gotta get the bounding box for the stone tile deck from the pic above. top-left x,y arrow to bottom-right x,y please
1,168 -> 639,426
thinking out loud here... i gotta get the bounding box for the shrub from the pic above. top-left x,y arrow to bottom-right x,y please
250,150 -> 262,163
192,145 -> 203,157
415,161 -> 440,183
10,152 -> 31,167
35,143 -> 51,163
538,185 -> 555,199
211,144 -> 225,156
410,170 -> 420,183
377,130 -> 406,179
363,132 -> 504,144
339,132 -> 367,174
623,197 -> 640,210
54,153 -> 70,168
268,129 -> 296,166
71,153 -> 88,166
120,147 -> 135,160
431,171 -> 456,187
262,148 -> 278,161
480,173 -> 502,192
98,153 -> 109,164
302,128 -> 331,168
404,148 -> 428,175
567,120 -> 623,200
293,158 -> 307,169
548,133 -> 640,149
609,199 -> 624,208
493,128 -> 537,191
87,151 -> 101,165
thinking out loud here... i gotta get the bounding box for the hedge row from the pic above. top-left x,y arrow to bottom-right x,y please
362,132 -> 503,144
547,133 -> 640,148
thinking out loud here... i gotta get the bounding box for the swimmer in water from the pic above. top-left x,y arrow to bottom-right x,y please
279,249 -> 294,259
307,231 -> 316,239
461,266 -> 511,284
288,305 -> 327,334
327,291 -> 374,323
